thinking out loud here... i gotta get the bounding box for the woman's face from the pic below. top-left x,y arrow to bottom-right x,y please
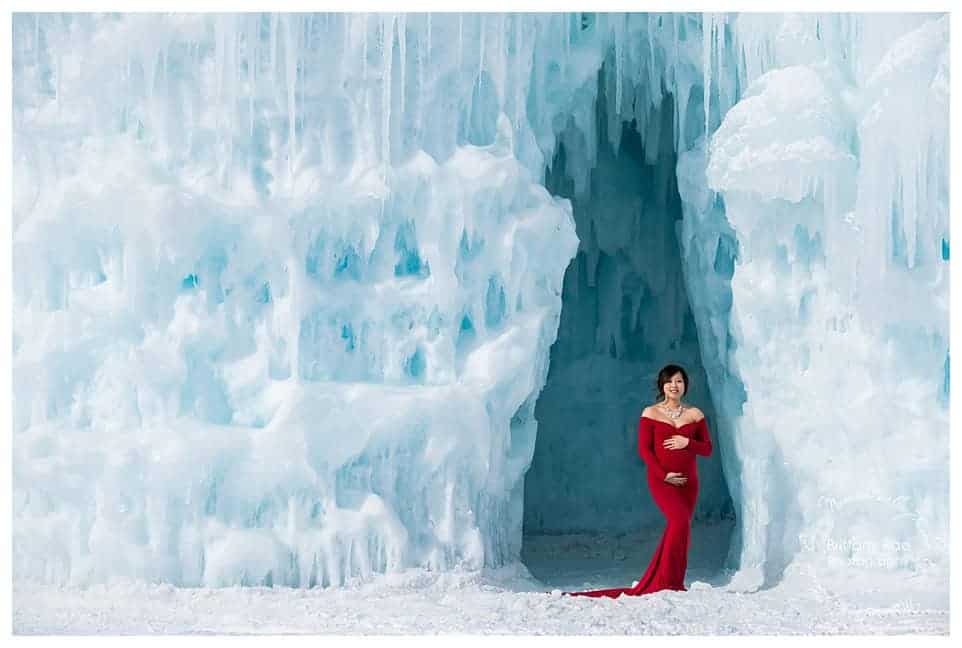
663,372 -> 685,399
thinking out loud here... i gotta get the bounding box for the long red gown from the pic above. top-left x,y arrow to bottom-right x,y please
563,414 -> 713,598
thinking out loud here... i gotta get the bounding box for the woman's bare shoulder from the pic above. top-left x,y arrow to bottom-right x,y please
689,406 -> 705,421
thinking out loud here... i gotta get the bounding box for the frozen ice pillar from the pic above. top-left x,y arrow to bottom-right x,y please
695,13 -> 949,591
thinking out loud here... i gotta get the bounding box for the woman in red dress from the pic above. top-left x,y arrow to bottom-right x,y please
564,364 -> 713,598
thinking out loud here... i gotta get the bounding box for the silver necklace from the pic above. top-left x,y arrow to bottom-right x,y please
659,401 -> 685,419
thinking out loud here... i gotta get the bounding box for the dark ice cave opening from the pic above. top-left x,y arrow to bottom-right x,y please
520,62 -> 736,591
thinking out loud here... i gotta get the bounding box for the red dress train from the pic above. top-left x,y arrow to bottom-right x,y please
564,414 -> 713,598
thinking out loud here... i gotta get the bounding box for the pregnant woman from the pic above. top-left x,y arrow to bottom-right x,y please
564,364 -> 713,598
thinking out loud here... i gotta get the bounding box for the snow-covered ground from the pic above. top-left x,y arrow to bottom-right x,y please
14,522 -> 948,635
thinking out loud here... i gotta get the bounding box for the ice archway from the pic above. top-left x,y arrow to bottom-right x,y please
521,58 -> 735,584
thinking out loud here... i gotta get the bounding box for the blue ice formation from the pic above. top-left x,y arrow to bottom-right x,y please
12,13 -> 948,592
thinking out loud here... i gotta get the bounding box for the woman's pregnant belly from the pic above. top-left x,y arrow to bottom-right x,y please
653,428 -> 697,475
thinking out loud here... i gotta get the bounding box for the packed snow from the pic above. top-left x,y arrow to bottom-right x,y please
14,525 -> 948,634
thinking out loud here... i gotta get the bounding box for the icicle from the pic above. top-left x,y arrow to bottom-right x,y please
124,35 -> 131,132
498,13 -> 506,113
514,13 -> 522,134
269,13 -> 277,80
248,14 -> 256,139
398,14 -> 406,117
479,13 -> 485,93
673,19 -> 681,151
381,14 -> 394,173
906,140 -> 920,269
284,13 -> 297,185
55,18 -> 63,111
213,16 -> 226,144
363,16 -> 371,146
300,14 -> 312,155
219,16 -> 230,100
715,14 -> 725,116
363,13 -> 368,82
228,18 -> 238,189
703,12 -> 712,139
614,14 -> 623,121
288,252 -> 300,382
415,14 -> 423,136
919,132 -> 933,257
673,13 -> 679,74
676,78 -> 690,153
647,13 -> 658,108
458,14 -> 463,71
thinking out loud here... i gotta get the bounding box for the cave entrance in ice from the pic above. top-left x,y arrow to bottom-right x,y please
520,62 -> 735,590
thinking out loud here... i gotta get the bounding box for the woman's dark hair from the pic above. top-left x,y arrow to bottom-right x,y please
655,364 -> 689,402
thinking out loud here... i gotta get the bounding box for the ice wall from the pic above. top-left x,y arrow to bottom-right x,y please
679,13 -> 949,591
12,12 -> 950,593
14,12 -> 716,588
12,13 -> 597,587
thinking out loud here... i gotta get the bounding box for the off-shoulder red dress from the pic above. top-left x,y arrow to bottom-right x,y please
564,414 -> 713,598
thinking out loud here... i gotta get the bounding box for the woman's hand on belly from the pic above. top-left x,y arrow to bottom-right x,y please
662,434 -> 690,450
664,472 -> 688,486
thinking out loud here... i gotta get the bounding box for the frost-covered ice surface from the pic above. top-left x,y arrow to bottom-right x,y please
12,10 -> 949,634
